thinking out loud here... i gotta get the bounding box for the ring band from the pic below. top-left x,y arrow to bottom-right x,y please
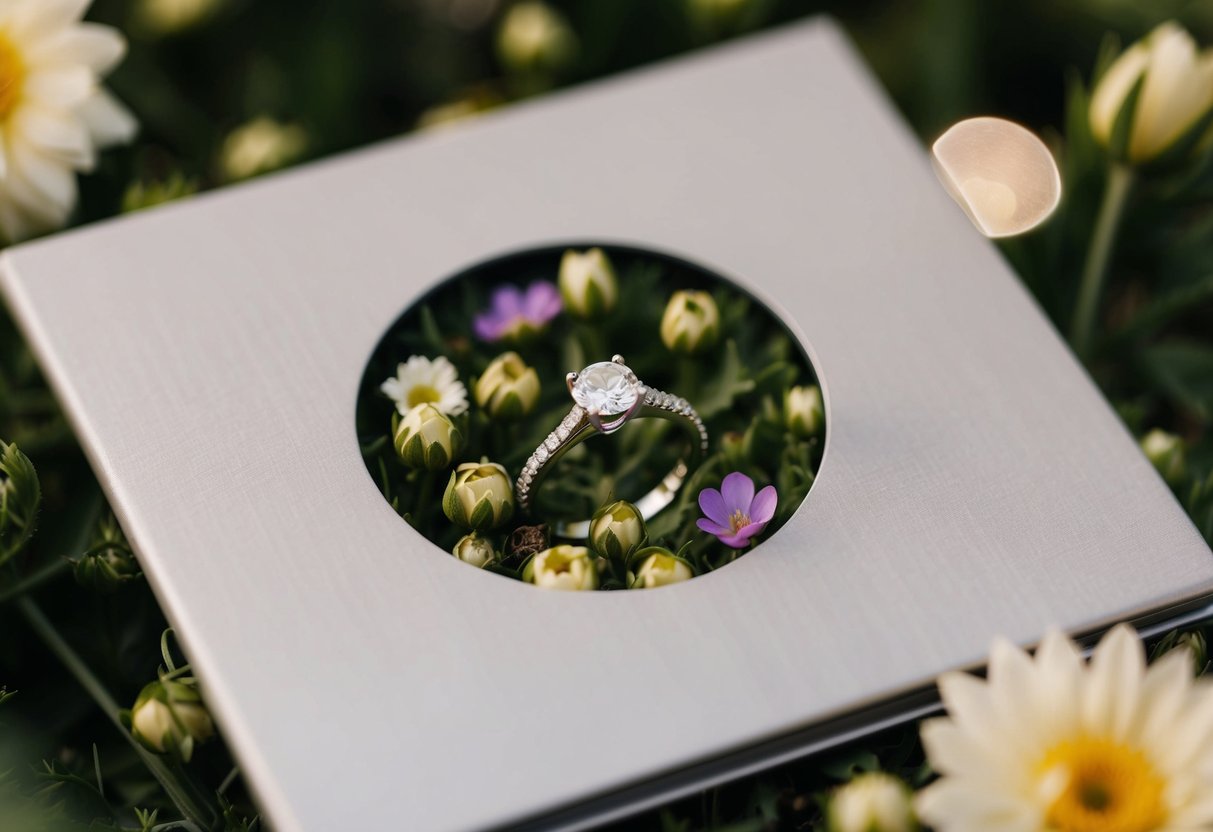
515,356 -> 708,538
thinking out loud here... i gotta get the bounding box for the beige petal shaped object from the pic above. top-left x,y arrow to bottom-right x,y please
932,117 -> 1061,238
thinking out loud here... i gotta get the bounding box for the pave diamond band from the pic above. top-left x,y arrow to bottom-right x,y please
516,356 -> 708,539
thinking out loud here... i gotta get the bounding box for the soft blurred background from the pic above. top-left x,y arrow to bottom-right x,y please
4,0 -> 1213,830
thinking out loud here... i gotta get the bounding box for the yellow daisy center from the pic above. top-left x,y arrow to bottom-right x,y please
0,34 -> 25,121
406,385 -> 441,408
1038,737 -> 1166,832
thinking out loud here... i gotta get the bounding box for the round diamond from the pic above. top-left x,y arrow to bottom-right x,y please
571,361 -> 639,415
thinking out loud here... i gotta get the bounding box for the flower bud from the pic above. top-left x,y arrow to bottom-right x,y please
443,461 -> 515,531
220,117 -> 307,181
632,548 -> 694,589
1141,428 -> 1185,484
660,290 -> 720,354
558,248 -> 617,318
73,525 -> 140,593
589,500 -> 646,561
721,431 -> 747,469
475,352 -> 541,419
785,385 -> 824,438
496,1 -> 577,76
1150,628 -> 1209,675
122,173 -> 198,214
452,533 -> 495,568
526,544 -> 598,590
394,403 -> 462,471
828,773 -> 918,832
130,679 -> 215,762
1089,22 -> 1213,164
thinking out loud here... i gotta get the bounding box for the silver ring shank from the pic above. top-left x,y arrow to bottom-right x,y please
515,391 -> 709,539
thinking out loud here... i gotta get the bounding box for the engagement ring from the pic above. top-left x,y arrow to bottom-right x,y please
516,355 -> 708,538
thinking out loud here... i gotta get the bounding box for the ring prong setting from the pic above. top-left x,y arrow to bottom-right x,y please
566,372 -> 578,394
612,354 -> 626,365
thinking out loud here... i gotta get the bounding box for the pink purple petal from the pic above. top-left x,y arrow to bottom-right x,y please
749,485 -> 778,524
735,521 -> 767,539
523,281 -> 562,321
717,533 -> 752,549
720,472 -> 755,513
696,518 -> 732,536
492,285 -> 524,317
698,487 -> 729,526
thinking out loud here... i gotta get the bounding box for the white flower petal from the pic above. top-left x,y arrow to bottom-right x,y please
1135,23 -> 1202,158
6,0 -> 92,43
76,87 -> 137,147
11,104 -> 93,169
1081,623 -> 1144,742
1089,41 -> 1149,143
24,66 -> 94,110
6,140 -> 76,219
1133,648 -> 1194,768
27,23 -> 127,76
916,779 -> 1041,832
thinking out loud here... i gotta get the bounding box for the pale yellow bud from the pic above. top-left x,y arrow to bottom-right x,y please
660,290 -> 720,354
558,248 -> 617,318
528,544 -> 598,590
785,385 -> 824,438
1090,22 -> 1213,163
475,352 -> 541,419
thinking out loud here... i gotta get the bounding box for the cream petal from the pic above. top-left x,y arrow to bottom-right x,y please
986,638 -> 1045,754
24,67 -> 94,111
5,141 -> 76,222
1134,24 -> 1201,159
1080,623 -> 1144,742
76,87 -> 137,147
1132,649 -> 1193,768
7,0 -> 92,44
916,779 -> 1041,832
26,23 -> 127,76
920,719 -> 1018,784
1089,42 -> 1149,143
1029,629 -> 1082,741
12,104 -> 93,169
1160,681 -> 1213,774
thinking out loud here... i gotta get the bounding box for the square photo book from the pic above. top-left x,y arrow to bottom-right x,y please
4,18 -> 1212,832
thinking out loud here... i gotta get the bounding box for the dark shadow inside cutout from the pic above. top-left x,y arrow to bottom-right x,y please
355,243 -> 824,588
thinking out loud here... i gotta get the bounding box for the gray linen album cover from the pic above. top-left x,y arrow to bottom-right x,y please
3,17 -> 1212,832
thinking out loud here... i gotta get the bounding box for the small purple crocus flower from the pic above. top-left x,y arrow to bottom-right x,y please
474,281 -> 562,342
697,472 -> 777,549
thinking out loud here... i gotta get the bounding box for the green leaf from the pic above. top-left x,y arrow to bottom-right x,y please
1107,71 -> 1145,162
693,340 -> 755,419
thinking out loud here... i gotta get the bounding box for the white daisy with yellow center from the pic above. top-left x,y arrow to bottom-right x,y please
380,355 -> 468,417
916,624 -> 1213,832
0,0 -> 137,241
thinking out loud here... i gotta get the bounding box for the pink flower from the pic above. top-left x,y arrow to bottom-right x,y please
474,281 -> 562,342
696,472 -> 777,549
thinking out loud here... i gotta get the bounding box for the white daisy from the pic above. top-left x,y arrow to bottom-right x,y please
380,355 -> 468,417
0,0 -> 137,242
916,623 -> 1213,832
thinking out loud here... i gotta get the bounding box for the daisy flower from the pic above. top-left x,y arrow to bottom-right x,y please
917,623 -> 1213,832
380,355 -> 468,417
473,281 -> 561,342
696,471 -> 777,549
0,0 -> 137,241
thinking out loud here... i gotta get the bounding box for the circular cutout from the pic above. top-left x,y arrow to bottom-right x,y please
356,244 -> 824,590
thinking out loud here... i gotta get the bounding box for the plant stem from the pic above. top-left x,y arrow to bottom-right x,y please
0,557 -> 68,604
1071,163 -> 1134,360
15,596 -> 216,829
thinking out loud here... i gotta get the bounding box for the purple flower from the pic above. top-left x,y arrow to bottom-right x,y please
696,472 -> 777,549
474,281 -> 562,342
